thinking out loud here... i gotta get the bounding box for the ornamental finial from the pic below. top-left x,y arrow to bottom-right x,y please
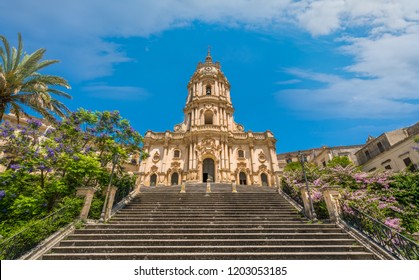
206,45 -> 212,62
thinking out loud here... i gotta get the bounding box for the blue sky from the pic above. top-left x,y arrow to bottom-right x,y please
1,0 -> 418,153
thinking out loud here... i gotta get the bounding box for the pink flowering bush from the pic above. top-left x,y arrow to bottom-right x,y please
283,159 -> 418,235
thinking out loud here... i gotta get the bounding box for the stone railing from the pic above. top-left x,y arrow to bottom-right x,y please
253,133 -> 267,140
197,124 -> 220,131
280,183 -> 419,259
232,132 -> 247,139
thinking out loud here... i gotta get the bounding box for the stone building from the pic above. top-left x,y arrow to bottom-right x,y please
277,145 -> 363,172
138,51 -> 280,187
355,122 -> 419,172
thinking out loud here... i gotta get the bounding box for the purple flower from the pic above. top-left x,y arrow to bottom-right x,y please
0,190 -> 5,199
27,119 -> 42,128
10,164 -> 21,170
389,206 -> 403,213
343,204 -> 355,215
313,178 -> 322,186
47,148 -> 55,158
384,218 -> 402,231
73,155 -> 80,161
311,190 -> 323,202
378,202 -> 387,209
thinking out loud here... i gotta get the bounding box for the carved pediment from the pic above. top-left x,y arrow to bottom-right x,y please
171,161 -> 181,169
150,165 -> 158,173
196,138 -> 221,154
258,164 -> 268,172
237,162 -> 247,169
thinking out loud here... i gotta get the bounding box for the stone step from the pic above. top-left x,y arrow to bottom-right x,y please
118,207 -> 298,210
85,223 -> 335,229
65,232 -> 351,240
73,228 -> 344,234
49,245 -> 367,254
43,190 -> 376,260
58,238 -> 358,247
42,251 -> 374,260
110,216 -> 304,221
112,213 -> 301,218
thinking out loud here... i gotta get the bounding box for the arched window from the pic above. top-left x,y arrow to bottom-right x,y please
174,150 -> 180,158
238,149 -> 244,158
206,85 -> 211,95
204,111 -> 213,125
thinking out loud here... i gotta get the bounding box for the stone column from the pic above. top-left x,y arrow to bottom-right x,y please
188,143 -> 193,171
105,186 -> 118,220
226,144 -> 230,172
76,187 -> 96,221
268,146 -> 277,173
321,187 -> 341,222
229,147 -> 233,172
299,186 -> 316,220
249,146 -> 255,180
192,143 -> 196,169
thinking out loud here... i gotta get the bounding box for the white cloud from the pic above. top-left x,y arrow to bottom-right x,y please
2,0 -> 419,119
277,0 -> 419,119
82,85 -> 150,100
0,0 -> 291,80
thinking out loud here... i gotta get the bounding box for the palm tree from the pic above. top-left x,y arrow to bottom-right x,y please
0,33 -> 71,123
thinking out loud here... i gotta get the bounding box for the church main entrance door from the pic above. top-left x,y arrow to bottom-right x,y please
171,172 -> 179,185
202,158 -> 215,182
239,172 -> 247,185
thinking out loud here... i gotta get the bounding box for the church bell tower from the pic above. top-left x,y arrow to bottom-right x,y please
139,50 -> 280,187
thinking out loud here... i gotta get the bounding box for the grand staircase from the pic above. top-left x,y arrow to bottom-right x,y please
42,185 -> 376,259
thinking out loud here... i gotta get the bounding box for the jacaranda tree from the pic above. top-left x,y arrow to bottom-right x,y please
0,109 -> 144,238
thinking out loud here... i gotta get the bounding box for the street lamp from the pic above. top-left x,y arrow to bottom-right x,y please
298,151 -> 317,221
99,153 -> 120,223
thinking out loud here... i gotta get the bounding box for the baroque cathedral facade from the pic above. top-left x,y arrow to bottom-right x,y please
138,51 -> 280,187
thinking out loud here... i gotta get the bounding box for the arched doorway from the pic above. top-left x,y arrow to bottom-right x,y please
239,172 -> 247,185
150,174 -> 157,186
261,173 -> 268,186
171,172 -> 179,185
202,158 -> 215,182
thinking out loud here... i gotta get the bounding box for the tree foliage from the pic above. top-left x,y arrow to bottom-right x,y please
0,33 -> 71,122
0,109 -> 143,239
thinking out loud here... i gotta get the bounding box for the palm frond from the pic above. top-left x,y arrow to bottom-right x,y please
12,33 -> 23,71
0,35 -> 12,72
35,59 -> 60,72
42,87 -> 72,99
24,74 -> 70,89
16,48 -> 46,77
1,33 -> 72,123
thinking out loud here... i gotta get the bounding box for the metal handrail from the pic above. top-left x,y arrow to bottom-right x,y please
339,202 -> 419,260
0,206 -> 75,260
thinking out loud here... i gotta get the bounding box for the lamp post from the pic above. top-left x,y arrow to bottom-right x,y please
99,153 -> 120,223
298,151 -> 317,221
